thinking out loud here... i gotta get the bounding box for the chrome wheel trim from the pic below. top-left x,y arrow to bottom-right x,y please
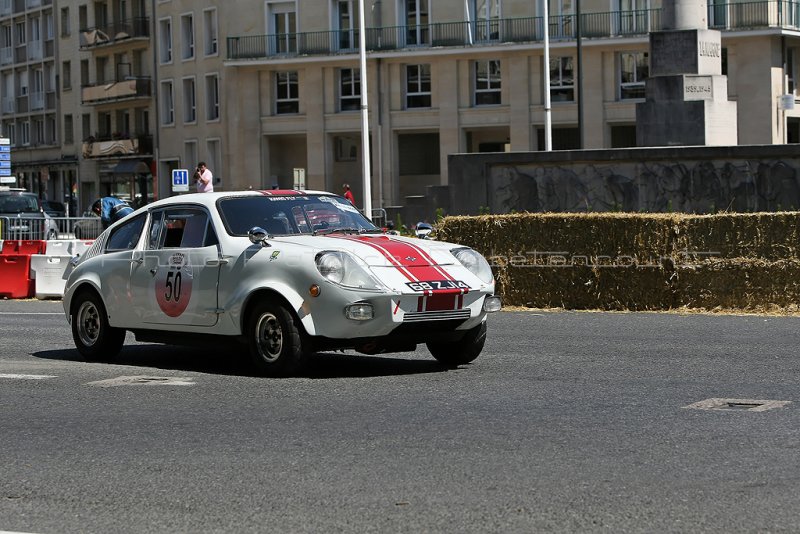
76,301 -> 101,347
256,312 -> 282,362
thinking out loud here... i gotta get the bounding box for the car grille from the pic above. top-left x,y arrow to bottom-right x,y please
403,309 -> 472,323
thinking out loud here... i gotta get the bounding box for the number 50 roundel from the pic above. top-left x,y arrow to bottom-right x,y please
155,253 -> 194,317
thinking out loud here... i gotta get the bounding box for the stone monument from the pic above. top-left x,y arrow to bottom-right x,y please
636,0 -> 738,146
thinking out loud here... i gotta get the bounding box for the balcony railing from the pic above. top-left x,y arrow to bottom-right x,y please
1,97 -> 14,114
0,0 -> 10,16
81,77 -> 152,104
229,11 -> 664,60
228,2 -> 800,61
81,133 -> 153,159
79,17 -> 150,49
0,47 -> 12,65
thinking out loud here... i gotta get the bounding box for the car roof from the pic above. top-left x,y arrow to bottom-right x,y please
144,189 -> 336,209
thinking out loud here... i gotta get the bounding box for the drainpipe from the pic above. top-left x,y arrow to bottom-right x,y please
150,0 -> 161,200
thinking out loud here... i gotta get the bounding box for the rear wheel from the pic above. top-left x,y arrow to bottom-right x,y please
246,299 -> 307,377
426,321 -> 487,366
71,291 -> 125,361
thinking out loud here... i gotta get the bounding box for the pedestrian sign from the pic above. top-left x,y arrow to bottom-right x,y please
172,169 -> 190,192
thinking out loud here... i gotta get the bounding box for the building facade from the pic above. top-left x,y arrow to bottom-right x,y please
3,0 -> 800,216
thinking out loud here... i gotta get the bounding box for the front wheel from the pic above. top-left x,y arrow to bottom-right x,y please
426,321 -> 487,366
71,291 -> 125,361
246,299 -> 307,377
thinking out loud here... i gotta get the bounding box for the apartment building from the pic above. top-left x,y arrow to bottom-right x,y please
153,0 -> 223,198
3,1 -> 800,216
0,0 -> 67,205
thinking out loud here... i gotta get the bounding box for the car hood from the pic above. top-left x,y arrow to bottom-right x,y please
275,233 -> 457,267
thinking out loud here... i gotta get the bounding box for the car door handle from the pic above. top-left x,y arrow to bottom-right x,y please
131,257 -> 143,265
206,259 -> 229,266
149,267 -> 158,276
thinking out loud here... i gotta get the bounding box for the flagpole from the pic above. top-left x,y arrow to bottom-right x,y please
543,0 -> 552,151
358,0 -> 373,219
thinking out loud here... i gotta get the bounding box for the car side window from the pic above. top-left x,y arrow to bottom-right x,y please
151,207 -> 211,249
106,214 -> 146,252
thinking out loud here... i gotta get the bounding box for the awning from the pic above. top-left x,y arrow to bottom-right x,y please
111,160 -> 151,175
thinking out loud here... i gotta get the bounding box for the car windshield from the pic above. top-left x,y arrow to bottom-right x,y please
0,194 -> 41,214
217,194 -> 379,236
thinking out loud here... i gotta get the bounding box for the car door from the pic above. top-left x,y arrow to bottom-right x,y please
129,206 -> 222,327
98,213 -> 148,327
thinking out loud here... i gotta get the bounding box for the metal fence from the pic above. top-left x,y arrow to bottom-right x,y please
0,216 -> 102,241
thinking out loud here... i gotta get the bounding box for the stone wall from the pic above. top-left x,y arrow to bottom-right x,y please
445,144 -> 800,216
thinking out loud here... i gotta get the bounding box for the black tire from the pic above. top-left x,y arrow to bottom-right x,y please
426,321 -> 487,366
246,299 -> 307,377
71,291 -> 125,361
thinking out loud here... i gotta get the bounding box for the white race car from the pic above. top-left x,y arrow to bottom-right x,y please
63,190 -> 501,376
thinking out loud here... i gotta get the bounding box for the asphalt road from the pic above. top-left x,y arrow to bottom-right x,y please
1,300 -> 800,533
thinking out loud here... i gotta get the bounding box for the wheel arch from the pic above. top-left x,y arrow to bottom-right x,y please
240,287 -> 315,338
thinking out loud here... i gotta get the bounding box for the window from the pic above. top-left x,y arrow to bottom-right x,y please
5,123 -> 15,145
60,7 -> 70,36
180,13 -> 194,60
473,0 -> 500,41
62,61 -> 71,89
619,51 -> 648,100
106,215 -> 146,252
275,71 -> 298,114
406,64 -> 431,108
161,80 -> 174,125
149,209 -> 214,249
45,12 -> 54,40
15,21 -> 25,45
474,60 -> 501,106
64,114 -> 73,144
405,0 -> 429,45
80,59 -> 89,85
81,113 -> 90,140
182,77 -> 196,123
203,8 -> 218,56
205,74 -> 219,120
336,0 -> 356,50
339,68 -> 360,111
19,70 -> 28,95
159,18 -> 172,63
2,25 -> 11,48
20,121 -> 30,146
184,140 -> 197,172
270,4 -> 296,54
549,56 -> 574,102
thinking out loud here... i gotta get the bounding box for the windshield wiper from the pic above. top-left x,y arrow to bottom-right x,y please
314,227 -> 362,236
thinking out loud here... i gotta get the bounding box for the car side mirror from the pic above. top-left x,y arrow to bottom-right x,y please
248,226 -> 271,247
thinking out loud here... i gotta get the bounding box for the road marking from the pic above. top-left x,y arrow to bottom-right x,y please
0,312 -> 63,315
87,376 -> 195,387
0,374 -> 57,380
684,398 -> 792,412
1,531 -> 42,534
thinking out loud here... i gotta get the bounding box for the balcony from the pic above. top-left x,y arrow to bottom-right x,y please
81,133 -> 153,159
81,77 -> 152,105
227,1 -> 800,61
0,47 -> 12,65
79,17 -> 150,49
0,0 -> 10,16
1,97 -> 14,114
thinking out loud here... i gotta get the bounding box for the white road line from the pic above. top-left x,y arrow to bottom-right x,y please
0,312 -> 63,315
0,531 -> 43,534
0,374 -> 57,380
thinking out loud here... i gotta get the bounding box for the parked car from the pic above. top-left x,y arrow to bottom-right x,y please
0,188 -> 58,240
63,190 -> 501,376
41,200 -> 66,218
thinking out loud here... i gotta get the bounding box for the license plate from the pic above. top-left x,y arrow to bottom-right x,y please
405,280 -> 469,292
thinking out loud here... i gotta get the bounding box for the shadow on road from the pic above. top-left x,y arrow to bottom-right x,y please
32,344 -> 454,379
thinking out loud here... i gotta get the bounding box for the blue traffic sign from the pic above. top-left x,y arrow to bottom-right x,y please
0,169 -> 10,176
171,169 -> 190,192
0,153 -> 9,161
0,146 -> 10,152
0,161 -> 10,168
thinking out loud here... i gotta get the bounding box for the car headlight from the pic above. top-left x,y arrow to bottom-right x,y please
315,251 -> 384,291
452,247 -> 494,284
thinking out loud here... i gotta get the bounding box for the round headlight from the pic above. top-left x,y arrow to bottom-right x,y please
452,248 -> 494,284
316,252 -> 345,284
